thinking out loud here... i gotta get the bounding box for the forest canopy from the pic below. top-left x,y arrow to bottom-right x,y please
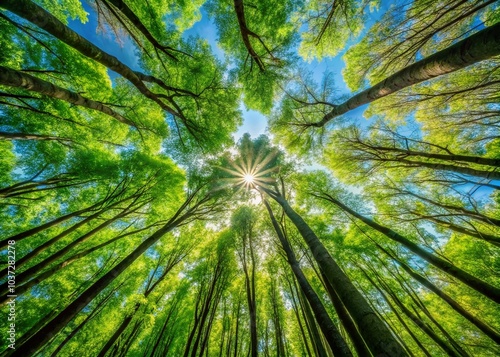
0,0 -> 500,356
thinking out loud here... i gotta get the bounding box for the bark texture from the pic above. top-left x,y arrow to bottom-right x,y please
310,22 -> 500,127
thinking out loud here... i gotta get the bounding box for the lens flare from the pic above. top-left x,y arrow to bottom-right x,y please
243,174 -> 255,184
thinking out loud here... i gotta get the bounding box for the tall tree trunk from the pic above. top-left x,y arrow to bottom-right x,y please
97,248 -> 184,357
320,271 -> 372,357
148,291 -> 182,357
0,187 -> 124,248
264,199 -> 352,356
49,282 -> 122,356
269,278 -> 286,357
391,189 -> 500,227
359,262 -> 460,357
262,187 -> 407,356
358,145 -> 500,167
298,288 -> 328,357
189,261 -> 226,357
410,212 -> 500,247
397,274 -> 471,357
300,245 -> 372,356
377,243 -> 500,344
97,307 -> 138,357
284,272 -> 313,357
0,66 -> 137,127
9,189 -> 209,356
233,297 -> 241,357
310,22 -> 500,127
392,158 -> 500,181
319,194 -> 500,303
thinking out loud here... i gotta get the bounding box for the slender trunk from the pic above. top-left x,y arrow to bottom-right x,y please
365,145 -> 500,167
101,0 -> 179,60
97,306 -> 138,357
377,244 -> 500,344
8,207 -> 136,292
312,22 -> 500,127
270,279 -> 286,357
0,66 -> 136,127
263,187 -> 407,356
0,131 -> 73,142
284,273 -> 313,357
233,297 -> 241,357
321,194 -> 500,303
264,199 -> 352,356
320,271 -> 372,357
240,222 -> 258,357
411,211 -> 500,246
115,319 -> 141,357
395,158 -> 500,180
149,293 -> 181,356
397,190 -> 500,227
298,288 -> 328,357
190,262 -> 225,357
360,263 -> 458,357
397,275 -> 470,357
8,190 -> 205,356
49,283 -> 121,356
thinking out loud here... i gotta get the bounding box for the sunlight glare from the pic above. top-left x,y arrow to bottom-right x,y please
243,174 -> 255,184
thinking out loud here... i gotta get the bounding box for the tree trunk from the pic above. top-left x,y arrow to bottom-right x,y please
0,193 -> 114,247
0,66 -> 136,127
264,199 -> 352,356
320,194 -> 500,303
263,187 -> 407,356
320,271 -> 372,357
377,244 -> 500,344
397,275 -> 470,357
49,283 -> 121,356
284,273 -> 313,357
298,288 -> 328,357
395,158 -> 500,181
311,22 -> 500,127
362,145 -> 500,167
97,306 -> 138,357
9,190 -> 207,356
360,262 -> 460,357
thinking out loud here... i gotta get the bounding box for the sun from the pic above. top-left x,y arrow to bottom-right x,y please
216,144 -> 280,192
243,174 -> 255,184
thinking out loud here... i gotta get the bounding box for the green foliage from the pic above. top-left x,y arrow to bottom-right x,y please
297,0 -> 371,61
2,0 -> 500,356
